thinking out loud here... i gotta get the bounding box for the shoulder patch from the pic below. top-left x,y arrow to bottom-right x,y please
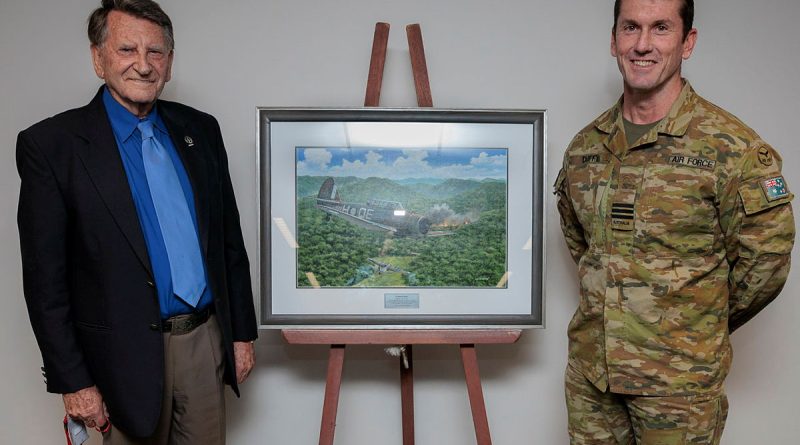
738,176 -> 793,215
757,146 -> 773,167
762,176 -> 789,201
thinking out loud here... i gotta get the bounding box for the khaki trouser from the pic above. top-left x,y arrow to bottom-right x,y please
104,315 -> 226,445
565,363 -> 728,445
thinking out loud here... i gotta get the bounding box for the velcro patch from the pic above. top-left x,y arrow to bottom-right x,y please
667,154 -> 716,170
762,176 -> 789,201
611,203 -> 634,231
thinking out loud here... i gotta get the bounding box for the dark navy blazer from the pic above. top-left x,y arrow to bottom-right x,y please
17,87 -> 257,438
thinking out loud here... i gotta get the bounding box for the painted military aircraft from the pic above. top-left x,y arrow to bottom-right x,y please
315,177 -> 431,236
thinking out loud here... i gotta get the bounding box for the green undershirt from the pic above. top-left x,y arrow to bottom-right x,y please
623,118 -> 660,148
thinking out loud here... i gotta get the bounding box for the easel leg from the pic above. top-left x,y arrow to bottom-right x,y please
364,22 -> 390,107
405,24 -> 433,107
460,344 -> 492,445
319,345 -> 345,445
400,345 -> 415,445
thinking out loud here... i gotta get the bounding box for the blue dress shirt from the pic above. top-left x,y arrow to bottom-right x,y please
103,88 -> 212,319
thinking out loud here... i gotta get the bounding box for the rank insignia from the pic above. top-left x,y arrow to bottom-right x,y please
758,146 -> 773,166
762,176 -> 789,201
611,203 -> 635,231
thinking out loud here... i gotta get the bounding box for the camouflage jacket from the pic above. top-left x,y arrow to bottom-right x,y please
555,82 -> 795,396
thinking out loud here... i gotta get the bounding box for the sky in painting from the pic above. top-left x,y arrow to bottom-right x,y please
296,147 -> 507,181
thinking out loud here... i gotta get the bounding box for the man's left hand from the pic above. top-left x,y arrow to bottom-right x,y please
233,341 -> 255,384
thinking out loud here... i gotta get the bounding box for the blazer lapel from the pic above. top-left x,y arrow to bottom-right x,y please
76,90 -> 153,277
160,106 -> 210,257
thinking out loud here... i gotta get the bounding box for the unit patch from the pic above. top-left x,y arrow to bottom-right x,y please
762,176 -> 789,201
757,146 -> 773,167
611,203 -> 635,231
667,154 -> 716,170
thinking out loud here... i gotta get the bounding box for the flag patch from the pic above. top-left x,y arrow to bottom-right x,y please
762,176 -> 789,201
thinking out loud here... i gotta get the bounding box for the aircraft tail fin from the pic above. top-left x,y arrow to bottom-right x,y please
317,177 -> 340,202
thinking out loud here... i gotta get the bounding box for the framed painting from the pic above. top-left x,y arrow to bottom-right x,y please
257,108 -> 545,328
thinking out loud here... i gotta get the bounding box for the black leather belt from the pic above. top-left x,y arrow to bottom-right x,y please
153,307 -> 213,335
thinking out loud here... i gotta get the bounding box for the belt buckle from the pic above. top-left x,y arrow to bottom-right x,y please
169,308 -> 209,335
172,316 -> 191,335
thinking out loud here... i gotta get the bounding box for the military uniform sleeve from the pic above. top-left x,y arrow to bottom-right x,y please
554,151 -> 588,264
718,141 -> 795,332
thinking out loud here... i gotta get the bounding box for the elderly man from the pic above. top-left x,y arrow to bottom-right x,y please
555,0 -> 794,443
16,0 -> 257,443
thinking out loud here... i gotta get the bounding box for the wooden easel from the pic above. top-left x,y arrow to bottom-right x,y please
282,23 -> 522,445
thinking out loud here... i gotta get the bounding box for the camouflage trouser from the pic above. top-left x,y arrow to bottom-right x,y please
565,363 -> 728,444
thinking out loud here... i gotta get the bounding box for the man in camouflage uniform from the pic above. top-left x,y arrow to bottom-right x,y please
554,0 -> 795,443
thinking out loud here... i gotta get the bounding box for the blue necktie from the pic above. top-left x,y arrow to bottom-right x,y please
138,119 -> 206,307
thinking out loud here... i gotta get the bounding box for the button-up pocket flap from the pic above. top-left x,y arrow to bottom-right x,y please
738,176 -> 794,215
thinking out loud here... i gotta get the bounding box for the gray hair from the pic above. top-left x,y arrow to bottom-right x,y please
88,0 -> 174,50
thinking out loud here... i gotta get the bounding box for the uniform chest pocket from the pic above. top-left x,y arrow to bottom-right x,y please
636,160 -> 718,257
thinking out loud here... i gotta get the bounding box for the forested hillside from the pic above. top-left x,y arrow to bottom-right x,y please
295,176 -> 507,288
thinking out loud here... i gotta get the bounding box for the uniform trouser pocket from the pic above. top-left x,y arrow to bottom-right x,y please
627,388 -> 728,445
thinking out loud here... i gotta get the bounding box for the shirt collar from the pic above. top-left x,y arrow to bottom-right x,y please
102,86 -> 168,141
594,79 -> 697,138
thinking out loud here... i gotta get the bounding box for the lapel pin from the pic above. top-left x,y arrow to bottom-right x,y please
184,136 -> 195,147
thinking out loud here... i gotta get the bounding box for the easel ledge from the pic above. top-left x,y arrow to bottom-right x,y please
282,329 -> 522,345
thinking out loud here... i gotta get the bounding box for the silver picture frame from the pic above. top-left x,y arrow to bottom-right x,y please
257,108 -> 546,328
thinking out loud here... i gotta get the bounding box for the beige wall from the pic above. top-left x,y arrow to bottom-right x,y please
1,1 -> 797,443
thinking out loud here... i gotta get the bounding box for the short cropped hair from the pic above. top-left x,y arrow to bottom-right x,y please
88,0 -> 174,50
613,0 -> 694,40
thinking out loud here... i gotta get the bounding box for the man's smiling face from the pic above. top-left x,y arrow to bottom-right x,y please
91,10 -> 173,117
611,0 -> 696,96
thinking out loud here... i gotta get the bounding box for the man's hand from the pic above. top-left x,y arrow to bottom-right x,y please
233,341 -> 256,384
63,385 -> 108,429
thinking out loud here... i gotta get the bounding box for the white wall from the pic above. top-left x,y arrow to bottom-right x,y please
1,1 -> 798,443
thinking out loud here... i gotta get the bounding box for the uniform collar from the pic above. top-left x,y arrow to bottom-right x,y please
594,80 -> 697,153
